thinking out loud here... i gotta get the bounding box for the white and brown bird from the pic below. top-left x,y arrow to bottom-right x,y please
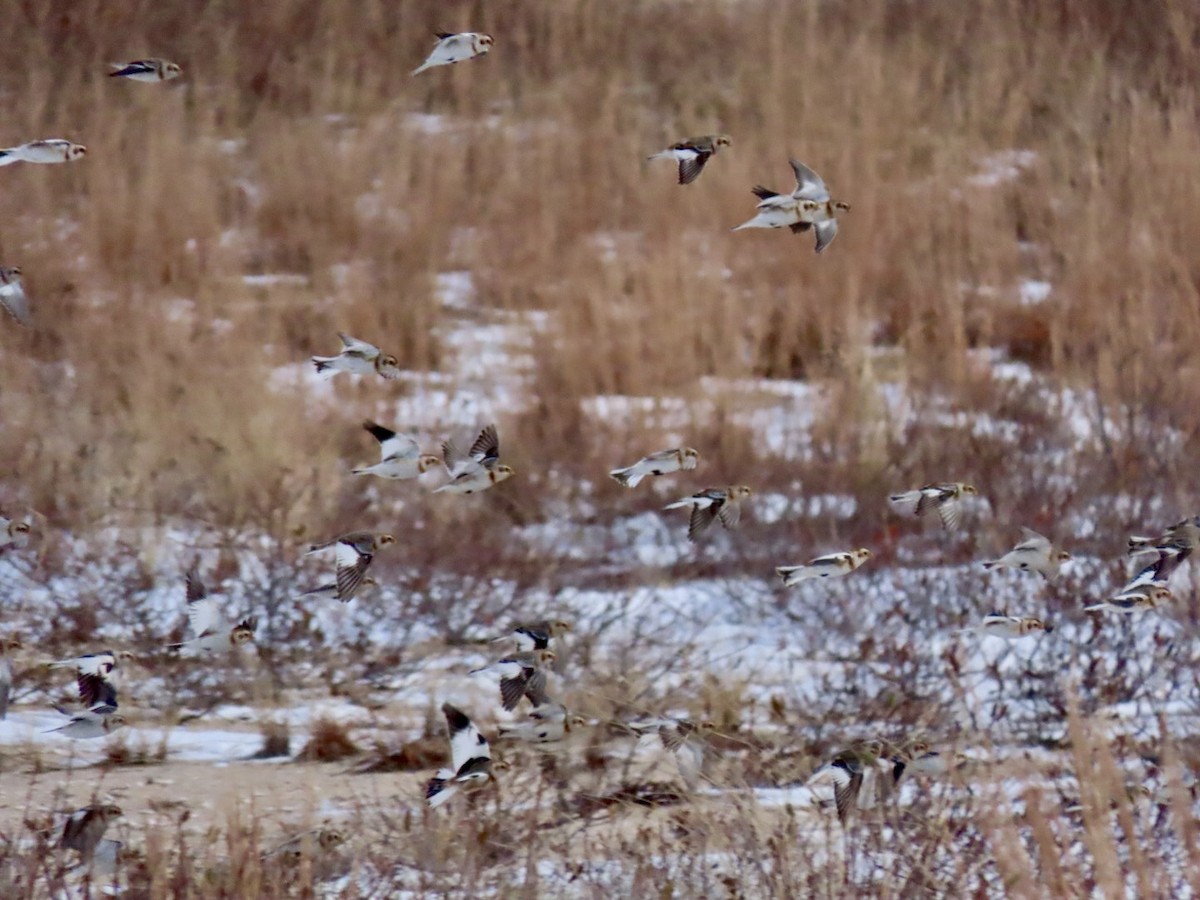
0,638 -> 17,720
167,568 -> 257,654
470,649 -> 555,711
45,670 -> 124,740
353,421 -> 441,481
0,266 -> 30,327
426,703 -> 494,808
732,159 -> 850,252
777,548 -> 871,586
647,135 -> 731,185
955,613 -> 1052,640
490,620 -> 571,653
497,704 -> 591,746
609,448 -> 700,488
889,483 -> 978,531
0,513 -> 32,549
0,139 -> 86,166
1085,585 -> 1172,614
664,486 -> 752,542
60,804 -> 123,859
889,741 -> 969,781
306,531 -> 395,601
108,58 -> 182,82
1128,516 -> 1200,557
47,650 -> 121,679
983,528 -> 1070,579
413,31 -> 494,75
311,332 -> 402,380
808,741 -> 894,823
434,424 -> 514,494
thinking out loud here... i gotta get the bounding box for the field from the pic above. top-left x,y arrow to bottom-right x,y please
1,0 -> 1200,896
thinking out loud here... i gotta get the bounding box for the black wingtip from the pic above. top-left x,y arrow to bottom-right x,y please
441,703 -> 471,731
425,777 -> 447,800
363,420 -> 396,443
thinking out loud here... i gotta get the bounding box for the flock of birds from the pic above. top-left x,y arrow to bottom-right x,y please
0,30 -> 1196,875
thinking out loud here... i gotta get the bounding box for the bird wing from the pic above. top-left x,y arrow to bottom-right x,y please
336,332 -> 379,357
833,770 -> 863,823
187,596 -> 223,639
677,152 -> 712,185
468,424 -> 501,466
687,504 -> 720,541
443,704 -> 490,771
716,500 -> 742,530
789,159 -> 831,202
442,438 -> 479,476
1014,528 -> 1051,553
935,498 -> 963,531
363,421 -> 419,461
333,542 -> 371,599
77,672 -> 117,710
751,184 -> 781,201
523,667 -> 550,707
813,219 -> 839,254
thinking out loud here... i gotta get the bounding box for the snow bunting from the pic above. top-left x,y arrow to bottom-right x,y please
663,485 -> 752,542
307,531 -> 395,600
427,703 -> 494,808
311,332 -> 402,380
733,159 -> 850,252
353,421 -> 441,480
890,741 -> 968,781
1128,516 -> 1200,557
434,424 -> 515,494
609,448 -> 700,488
296,575 -> 377,604
0,266 -> 30,327
628,718 -> 714,789
167,567 -> 257,653
46,670 -> 124,739
413,31 -> 494,76
470,649 -> 556,711
109,58 -> 182,82
61,804 -> 123,858
265,827 -> 347,861
0,513 -> 32,548
498,704 -> 590,745
983,528 -> 1070,579
1084,585 -> 1172,614
809,741 -> 893,822
647,135 -> 731,185
889,482 -> 978,531
48,650 -> 120,678
491,620 -> 572,652
0,139 -> 86,166
776,548 -> 871,585
956,613 -> 1052,640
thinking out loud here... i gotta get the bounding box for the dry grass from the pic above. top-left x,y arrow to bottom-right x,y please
1,0 -> 1199,895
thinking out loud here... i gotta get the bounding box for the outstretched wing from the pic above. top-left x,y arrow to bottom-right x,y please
687,504 -> 720,541
77,672 -> 117,710
677,151 -> 712,185
185,570 -> 223,638
468,424 -> 501,467
789,159 -> 830,202
443,703 -> 490,771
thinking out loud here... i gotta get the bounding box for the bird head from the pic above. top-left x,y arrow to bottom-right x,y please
1056,550 -> 1072,562
68,144 -> 87,160
318,828 -> 346,851
549,620 -> 572,636
478,34 -> 495,51
418,455 -> 442,473
714,134 -> 732,150
731,485 -> 753,500
1024,618 -> 1051,634
960,484 -> 979,496
231,618 -> 258,644
494,465 -> 516,482
378,534 -> 396,547
834,200 -> 852,212
98,804 -> 124,822
106,715 -> 128,729
536,650 -> 557,665
681,448 -> 700,467
164,62 -> 183,79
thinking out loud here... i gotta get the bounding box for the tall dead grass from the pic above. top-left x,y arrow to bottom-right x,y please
0,0 -> 1197,532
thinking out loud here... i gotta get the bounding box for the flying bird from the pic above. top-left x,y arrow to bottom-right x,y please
889,741 -> 969,781
1084,585 -> 1172,614
470,649 -> 555,711
306,531 -> 395,601
983,528 -> 1070,579
166,568 -> 257,654
808,741 -> 894,823
311,332 -> 402,380
108,58 -> 182,82
0,139 -> 86,166
776,548 -> 872,586
889,483 -> 978,531
1128,515 -> 1200,557
434,424 -> 515,494
426,703 -> 494,808
497,704 -> 590,746
490,620 -> 571,653
955,613 -> 1052,640
45,670 -> 125,740
413,31 -> 494,76
732,159 -> 850,252
60,804 -> 123,859
0,639 -> 16,720
609,448 -> 700,488
664,485 -> 752,542
353,421 -> 441,480
647,135 -> 731,185
0,267 -> 30,327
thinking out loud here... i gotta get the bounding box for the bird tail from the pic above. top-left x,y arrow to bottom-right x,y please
662,499 -> 691,510
46,660 -> 75,670
412,62 -> 433,76
0,151 -> 15,167
730,217 -> 759,232
608,468 -> 642,488
1082,604 -> 1104,612
775,566 -> 809,585
982,561 -> 998,570
426,776 -> 456,807
351,465 -> 371,476
165,641 -> 185,651
646,151 -> 670,162
311,357 -> 335,377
